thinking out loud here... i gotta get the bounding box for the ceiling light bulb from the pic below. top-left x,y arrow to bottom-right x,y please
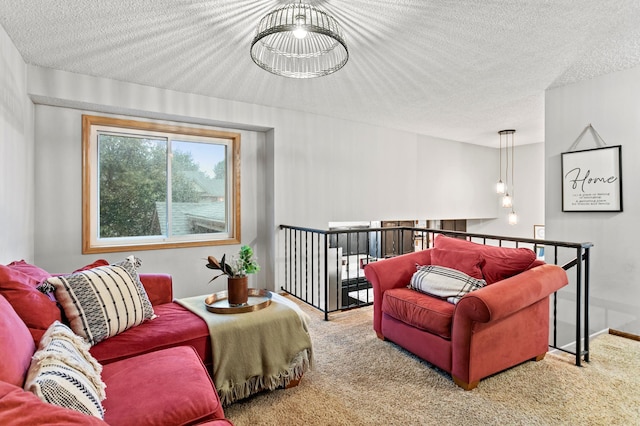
293,15 -> 307,39
496,180 -> 505,195
293,27 -> 307,39
508,210 -> 518,225
502,193 -> 512,208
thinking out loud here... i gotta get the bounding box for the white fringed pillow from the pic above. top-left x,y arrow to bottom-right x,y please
40,256 -> 155,345
410,265 -> 486,304
24,321 -> 106,419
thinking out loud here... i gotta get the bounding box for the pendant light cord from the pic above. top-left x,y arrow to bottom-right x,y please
505,133 -> 509,191
511,132 -> 515,201
499,132 -> 503,181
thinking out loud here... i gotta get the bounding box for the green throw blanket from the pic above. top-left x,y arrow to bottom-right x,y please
175,293 -> 313,405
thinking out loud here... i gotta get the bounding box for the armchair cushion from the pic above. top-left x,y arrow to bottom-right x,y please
382,287 -> 454,339
434,235 -> 537,284
455,263 -> 569,324
41,256 -> 155,345
430,248 -> 484,279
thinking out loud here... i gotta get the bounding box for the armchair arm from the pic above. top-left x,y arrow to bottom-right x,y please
364,250 -> 432,335
139,274 -> 173,306
455,263 -> 568,323
451,264 -> 568,387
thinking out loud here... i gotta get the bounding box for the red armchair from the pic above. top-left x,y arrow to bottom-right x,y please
364,237 -> 569,390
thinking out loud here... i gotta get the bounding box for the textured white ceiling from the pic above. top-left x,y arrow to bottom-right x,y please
1,0 -> 640,147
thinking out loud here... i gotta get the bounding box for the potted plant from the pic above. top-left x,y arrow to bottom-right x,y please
206,245 -> 260,306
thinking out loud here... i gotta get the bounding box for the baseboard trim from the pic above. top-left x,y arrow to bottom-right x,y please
609,328 -> 640,342
548,328 -> 609,355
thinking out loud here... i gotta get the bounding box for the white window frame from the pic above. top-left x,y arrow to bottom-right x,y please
82,115 -> 241,254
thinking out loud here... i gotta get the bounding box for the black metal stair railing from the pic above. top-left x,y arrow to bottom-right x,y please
279,224 -> 593,366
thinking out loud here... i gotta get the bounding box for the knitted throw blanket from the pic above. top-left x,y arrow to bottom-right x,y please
175,293 -> 313,406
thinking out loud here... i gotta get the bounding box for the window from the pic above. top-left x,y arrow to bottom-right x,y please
82,115 -> 241,253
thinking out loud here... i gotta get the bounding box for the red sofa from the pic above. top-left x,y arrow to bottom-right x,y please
0,260 -> 232,425
364,235 -> 569,390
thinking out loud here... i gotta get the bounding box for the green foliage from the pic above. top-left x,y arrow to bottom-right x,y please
98,135 -> 201,238
236,245 -> 260,276
213,160 -> 226,180
205,245 -> 260,280
171,150 -> 202,203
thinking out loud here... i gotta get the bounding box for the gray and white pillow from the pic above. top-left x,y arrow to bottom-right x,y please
40,256 -> 155,345
24,321 -> 106,418
410,264 -> 486,304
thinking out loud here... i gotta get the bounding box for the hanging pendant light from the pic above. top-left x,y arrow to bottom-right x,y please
496,131 -> 505,194
498,130 -> 516,220
250,1 -> 349,78
500,130 -> 514,208
502,192 -> 512,208
505,130 -> 518,224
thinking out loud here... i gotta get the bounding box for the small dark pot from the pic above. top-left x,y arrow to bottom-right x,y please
227,276 -> 249,306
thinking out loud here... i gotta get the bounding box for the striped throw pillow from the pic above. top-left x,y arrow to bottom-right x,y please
410,264 -> 486,304
24,321 -> 106,418
41,256 -> 155,345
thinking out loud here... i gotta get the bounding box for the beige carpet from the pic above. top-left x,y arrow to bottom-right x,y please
224,298 -> 640,425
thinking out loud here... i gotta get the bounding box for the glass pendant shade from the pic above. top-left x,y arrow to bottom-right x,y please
508,210 -> 518,225
502,193 -> 512,208
496,180 -> 505,194
250,1 -> 349,78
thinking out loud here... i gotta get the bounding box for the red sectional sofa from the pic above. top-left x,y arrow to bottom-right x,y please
0,260 -> 232,425
364,235 -> 569,390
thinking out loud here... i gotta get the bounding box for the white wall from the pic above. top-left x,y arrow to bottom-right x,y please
468,142 -> 545,239
33,105 -> 267,299
546,65 -> 640,336
27,66 -> 507,298
415,134 -> 498,220
0,24 -> 34,263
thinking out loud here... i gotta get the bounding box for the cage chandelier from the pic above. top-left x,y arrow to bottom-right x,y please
250,0 -> 349,78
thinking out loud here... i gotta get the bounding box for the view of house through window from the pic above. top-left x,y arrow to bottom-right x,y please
83,115 -> 241,253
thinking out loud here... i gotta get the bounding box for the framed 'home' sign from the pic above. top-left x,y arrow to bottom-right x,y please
561,145 -> 623,212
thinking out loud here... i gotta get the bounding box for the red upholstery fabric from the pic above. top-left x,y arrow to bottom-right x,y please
364,250 -> 432,335
102,346 -> 224,426
382,287 -> 454,339
73,259 -> 109,272
1,264 -> 231,425
430,248 -> 484,279
0,295 -> 36,387
139,273 -> 174,306
0,381 -> 108,426
434,235 -> 537,284
89,302 -> 211,370
455,264 -> 569,324
6,260 -> 52,282
368,247 -> 569,389
381,313 -> 452,373
452,298 -> 550,385
0,265 -> 61,344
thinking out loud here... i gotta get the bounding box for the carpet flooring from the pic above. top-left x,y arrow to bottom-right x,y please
224,298 -> 640,425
